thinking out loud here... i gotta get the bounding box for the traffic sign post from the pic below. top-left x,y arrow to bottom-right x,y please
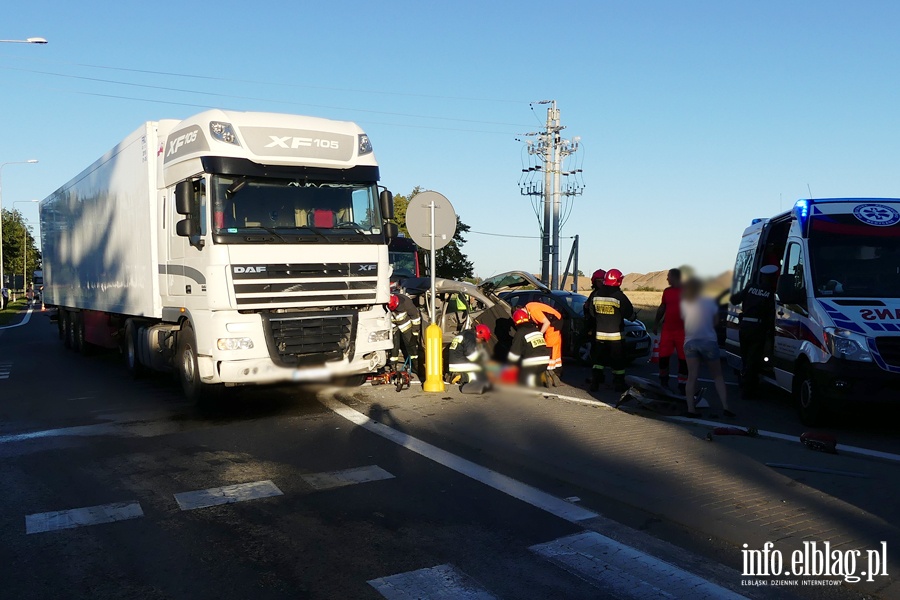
405,191 -> 456,393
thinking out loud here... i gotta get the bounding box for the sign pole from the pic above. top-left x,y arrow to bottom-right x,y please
423,199 -> 445,392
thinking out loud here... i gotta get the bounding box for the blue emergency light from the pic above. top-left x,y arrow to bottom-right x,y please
794,199 -> 812,235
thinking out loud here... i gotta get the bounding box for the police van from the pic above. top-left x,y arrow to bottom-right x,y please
725,198 -> 900,424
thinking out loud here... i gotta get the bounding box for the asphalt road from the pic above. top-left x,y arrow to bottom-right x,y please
1,308 -> 896,599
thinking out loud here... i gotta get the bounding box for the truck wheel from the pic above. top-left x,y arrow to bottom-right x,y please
335,374 -> 367,387
75,314 -> 92,356
124,320 -> 147,378
796,367 -> 827,426
177,322 -> 220,402
63,311 -> 75,350
71,313 -> 85,354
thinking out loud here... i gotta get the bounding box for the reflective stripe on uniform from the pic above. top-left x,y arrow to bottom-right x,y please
507,352 -> 521,363
522,355 -> 550,367
524,331 -> 546,345
594,331 -> 622,341
397,321 -> 412,332
448,362 -> 480,372
465,351 -> 479,361
548,358 -> 562,369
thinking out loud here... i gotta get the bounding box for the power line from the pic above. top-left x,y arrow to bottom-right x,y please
0,82 -> 524,136
469,229 -> 575,240
0,53 -> 526,105
0,65 -> 532,128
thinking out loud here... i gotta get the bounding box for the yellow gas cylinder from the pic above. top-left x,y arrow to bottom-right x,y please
423,322 -> 445,392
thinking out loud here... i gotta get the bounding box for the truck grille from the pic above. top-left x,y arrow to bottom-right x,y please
264,312 -> 355,367
875,337 -> 900,368
232,263 -> 378,309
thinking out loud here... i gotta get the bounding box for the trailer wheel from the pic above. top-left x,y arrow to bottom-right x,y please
75,314 -> 92,356
796,366 -> 827,426
63,311 -> 75,350
124,320 -> 147,378
177,322 -> 220,402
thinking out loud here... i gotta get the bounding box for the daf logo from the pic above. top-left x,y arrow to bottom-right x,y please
357,264 -> 377,272
264,136 -> 340,150
234,266 -> 267,274
166,130 -> 198,157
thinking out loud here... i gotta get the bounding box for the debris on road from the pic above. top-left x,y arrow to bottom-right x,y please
800,431 -> 838,454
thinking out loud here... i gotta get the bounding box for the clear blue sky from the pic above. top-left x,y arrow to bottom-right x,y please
4,1 -> 900,278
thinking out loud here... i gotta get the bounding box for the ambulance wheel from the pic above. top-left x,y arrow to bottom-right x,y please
796,367 -> 827,426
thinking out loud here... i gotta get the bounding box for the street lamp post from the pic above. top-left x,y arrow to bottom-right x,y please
0,37 -> 48,44
0,160 -> 39,289
14,200 -> 40,299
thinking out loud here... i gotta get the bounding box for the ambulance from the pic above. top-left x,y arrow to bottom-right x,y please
725,198 -> 900,424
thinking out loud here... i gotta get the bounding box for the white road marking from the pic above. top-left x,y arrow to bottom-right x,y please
0,307 -> 33,330
25,501 -> 143,534
531,532 -> 746,599
369,563 -> 498,600
0,363 -> 11,379
174,480 -> 283,511
320,394 -> 598,523
302,465 -> 394,490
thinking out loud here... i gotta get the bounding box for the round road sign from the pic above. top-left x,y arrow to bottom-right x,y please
405,191 -> 457,250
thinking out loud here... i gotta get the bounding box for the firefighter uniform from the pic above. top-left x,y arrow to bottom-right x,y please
508,322 -> 551,387
390,293 -> 421,369
447,328 -> 489,393
524,301 -> 564,377
585,285 -> 634,392
731,268 -> 777,398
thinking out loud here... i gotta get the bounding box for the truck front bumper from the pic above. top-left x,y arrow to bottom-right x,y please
203,349 -> 388,385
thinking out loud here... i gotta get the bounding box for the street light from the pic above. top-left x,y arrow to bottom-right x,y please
14,200 -> 39,298
0,37 -> 48,44
0,160 -> 39,289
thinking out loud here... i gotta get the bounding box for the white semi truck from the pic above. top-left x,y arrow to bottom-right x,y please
40,109 -> 398,399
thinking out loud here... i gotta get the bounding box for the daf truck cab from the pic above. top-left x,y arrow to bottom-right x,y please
41,110 -> 398,400
725,198 -> 900,423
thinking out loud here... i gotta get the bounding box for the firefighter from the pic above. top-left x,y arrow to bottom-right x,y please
653,268 -> 688,394
730,264 -> 779,398
524,301 -> 563,386
388,293 -> 421,372
508,309 -> 551,387
584,268 -> 635,392
447,323 -> 492,394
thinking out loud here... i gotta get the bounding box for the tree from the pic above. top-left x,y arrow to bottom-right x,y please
1,208 -> 41,289
390,188 -> 474,280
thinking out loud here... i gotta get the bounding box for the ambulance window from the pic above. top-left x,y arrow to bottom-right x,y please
731,249 -> 754,294
782,243 -> 806,295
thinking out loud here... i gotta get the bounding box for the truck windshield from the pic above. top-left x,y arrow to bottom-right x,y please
210,176 -> 382,241
810,233 -> 900,298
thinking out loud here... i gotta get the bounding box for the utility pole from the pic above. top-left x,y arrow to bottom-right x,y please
520,101 -> 583,289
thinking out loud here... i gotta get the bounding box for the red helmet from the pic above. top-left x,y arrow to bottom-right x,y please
604,268 -> 624,287
591,269 -> 607,287
512,309 -> 530,325
474,324 -> 491,342
388,294 -> 399,311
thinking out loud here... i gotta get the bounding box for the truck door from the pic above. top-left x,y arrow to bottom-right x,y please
773,241 -> 808,389
166,186 -> 186,297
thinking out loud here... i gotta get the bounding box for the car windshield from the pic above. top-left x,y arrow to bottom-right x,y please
211,175 -> 382,239
809,232 -> 900,298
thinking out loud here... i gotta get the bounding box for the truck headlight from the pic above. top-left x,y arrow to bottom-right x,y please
823,328 -> 872,362
368,329 -> 391,343
210,122 -> 240,145
217,337 -> 254,351
358,133 -> 373,155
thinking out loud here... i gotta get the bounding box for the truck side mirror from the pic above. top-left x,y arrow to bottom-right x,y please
380,189 -> 394,220
384,221 -> 399,240
175,180 -> 193,215
176,218 -> 195,238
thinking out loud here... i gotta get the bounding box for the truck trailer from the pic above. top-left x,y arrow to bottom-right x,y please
41,109 -> 398,399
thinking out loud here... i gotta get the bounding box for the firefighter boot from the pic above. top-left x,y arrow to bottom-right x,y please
589,368 -> 604,392
549,369 -> 561,387
613,372 -> 627,393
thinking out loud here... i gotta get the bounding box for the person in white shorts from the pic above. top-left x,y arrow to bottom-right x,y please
680,278 -> 734,419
